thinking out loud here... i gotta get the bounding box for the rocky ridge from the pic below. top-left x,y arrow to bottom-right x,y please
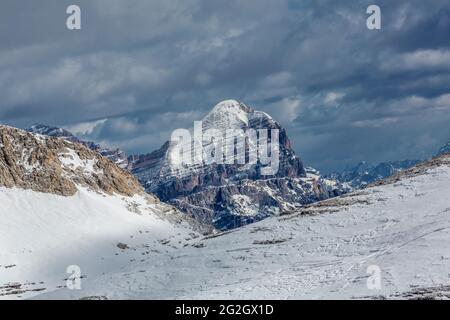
327,160 -> 421,189
437,142 -> 450,157
28,124 -> 129,169
0,125 -> 143,197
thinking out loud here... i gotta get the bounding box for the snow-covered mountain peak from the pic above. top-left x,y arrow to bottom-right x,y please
129,100 -> 347,229
28,124 -> 74,139
203,100 -> 279,132
210,99 -> 252,114
203,99 -> 253,129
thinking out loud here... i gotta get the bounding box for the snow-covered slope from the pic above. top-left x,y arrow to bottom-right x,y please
0,125 -> 206,299
0,187 -> 203,299
36,154 -> 450,300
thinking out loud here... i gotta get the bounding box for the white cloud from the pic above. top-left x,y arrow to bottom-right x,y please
352,117 -> 398,128
65,119 -> 108,137
381,49 -> 450,72
263,96 -> 302,124
324,92 -> 345,105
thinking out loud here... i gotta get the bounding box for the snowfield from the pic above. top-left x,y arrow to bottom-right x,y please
2,156 -> 450,299
27,156 -> 450,299
0,187 -> 203,299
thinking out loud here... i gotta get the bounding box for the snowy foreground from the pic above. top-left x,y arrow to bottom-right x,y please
2,157 -> 450,299
0,188 -> 202,299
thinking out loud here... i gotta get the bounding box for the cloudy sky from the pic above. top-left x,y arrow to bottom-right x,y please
1,0 -> 449,172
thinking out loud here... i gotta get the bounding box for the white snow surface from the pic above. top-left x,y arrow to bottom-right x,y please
12,157 -> 447,300
0,187 -> 201,299
59,148 -> 100,175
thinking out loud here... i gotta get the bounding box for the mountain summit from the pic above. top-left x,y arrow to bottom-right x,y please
132,99 -> 305,191
130,100 -> 348,229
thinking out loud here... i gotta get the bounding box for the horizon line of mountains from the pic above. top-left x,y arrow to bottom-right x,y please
25,99 -> 450,230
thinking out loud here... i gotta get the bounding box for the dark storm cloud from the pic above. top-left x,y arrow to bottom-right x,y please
0,0 -> 449,171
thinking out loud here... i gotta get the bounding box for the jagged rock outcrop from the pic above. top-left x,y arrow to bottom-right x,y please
28,124 -> 129,169
0,125 -> 143,197
170,174 -> 346,229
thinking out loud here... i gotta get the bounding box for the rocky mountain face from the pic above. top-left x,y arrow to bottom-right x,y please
129,100 -> 349,229
327,160 -> 421,189
28,124 -> 129,169
1,125 -> 143,197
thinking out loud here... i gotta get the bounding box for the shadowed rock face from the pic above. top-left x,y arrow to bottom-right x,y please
170,176 -> 344,230
128,100 -> 347,230
0,125 -> 145,197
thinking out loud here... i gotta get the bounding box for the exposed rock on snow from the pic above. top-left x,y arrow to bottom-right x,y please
380,285 -> 450,300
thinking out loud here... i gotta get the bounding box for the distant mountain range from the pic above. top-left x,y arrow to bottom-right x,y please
326,160 -> 422,189
326,139 -> 450,189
